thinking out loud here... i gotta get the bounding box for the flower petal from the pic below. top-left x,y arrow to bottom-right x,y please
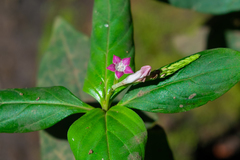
113,55 -> 121,64
107,64 -> 116,72
122,57 -> 131,66
115,71 -> 124,79
123,70 -> 142,83
139,65 -> 151,78
124,66 -> 134,74
136,65 -> 151,82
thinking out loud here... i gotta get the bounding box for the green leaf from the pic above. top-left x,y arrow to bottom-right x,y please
37,17 -> 93,101
119,48 -> 240,113
37,17 -> 94,160
68,106 -> 147,160
83,0 -> 135,107
158,0 -> 240,14
148,54 -> 200,80
0,86 -> 93,133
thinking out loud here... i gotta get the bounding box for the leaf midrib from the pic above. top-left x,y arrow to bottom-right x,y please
0,101 -> 92,110
60,32 -> 83,98
120,66 -> 240,106
104,0 -> 111,102
0,107 -> 71,132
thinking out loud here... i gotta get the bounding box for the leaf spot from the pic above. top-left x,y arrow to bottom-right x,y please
72,138 -> 74,141
88,149 -> 93,155
128,152 -> 141,160
179,104 -> 183,108
104,24 -> 109,27
188,93 -> 197,99
19,93 -> 23,96
127,131 -> 147,149
36,97 -> 40,101
137,90 -> 144,97
173,97 -> 176,99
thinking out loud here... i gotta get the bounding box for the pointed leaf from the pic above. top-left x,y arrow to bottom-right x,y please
158,0 -> 240,14
119,48 -> 240,113
0,86 -> 93,133
37,17 -> 93,101
83,0 -> 135,105
37,17 -> 94,159
68,106 -> 147,160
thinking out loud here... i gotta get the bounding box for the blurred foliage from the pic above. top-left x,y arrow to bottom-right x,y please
38,0 -> 93,58
38,0 -> 240,160
156,0 -> 240,15
131,0 -> 210,70
38,14 -> 93,160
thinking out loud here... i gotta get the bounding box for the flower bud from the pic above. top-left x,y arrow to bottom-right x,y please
124,65 -> 151,83
112,65 -> 151,90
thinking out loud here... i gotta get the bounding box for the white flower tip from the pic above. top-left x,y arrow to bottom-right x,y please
124,65 -> 152,84
112,65 -> 152,90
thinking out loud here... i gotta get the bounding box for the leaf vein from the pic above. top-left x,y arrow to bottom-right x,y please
120,66 -> 240,105
60,31 -> 83,98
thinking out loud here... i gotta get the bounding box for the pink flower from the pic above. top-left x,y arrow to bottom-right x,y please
107,55 -> 134,79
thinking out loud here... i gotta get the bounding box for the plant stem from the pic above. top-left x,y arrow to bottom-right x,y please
112,81 -> 125,90
102,78 -> 118,111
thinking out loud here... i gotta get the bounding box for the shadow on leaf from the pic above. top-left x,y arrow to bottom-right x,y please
45,102 -> 101,139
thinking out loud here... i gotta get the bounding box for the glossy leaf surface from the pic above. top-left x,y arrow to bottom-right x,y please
119,48 -> 240,113
83,0 -> 135,105
0,86 -> 93,133
68,106 -> 147,160
158,0 -> 240,14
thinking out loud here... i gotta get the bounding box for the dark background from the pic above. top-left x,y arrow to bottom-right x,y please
0,0 -> 94,159
0,0 -> 42,159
